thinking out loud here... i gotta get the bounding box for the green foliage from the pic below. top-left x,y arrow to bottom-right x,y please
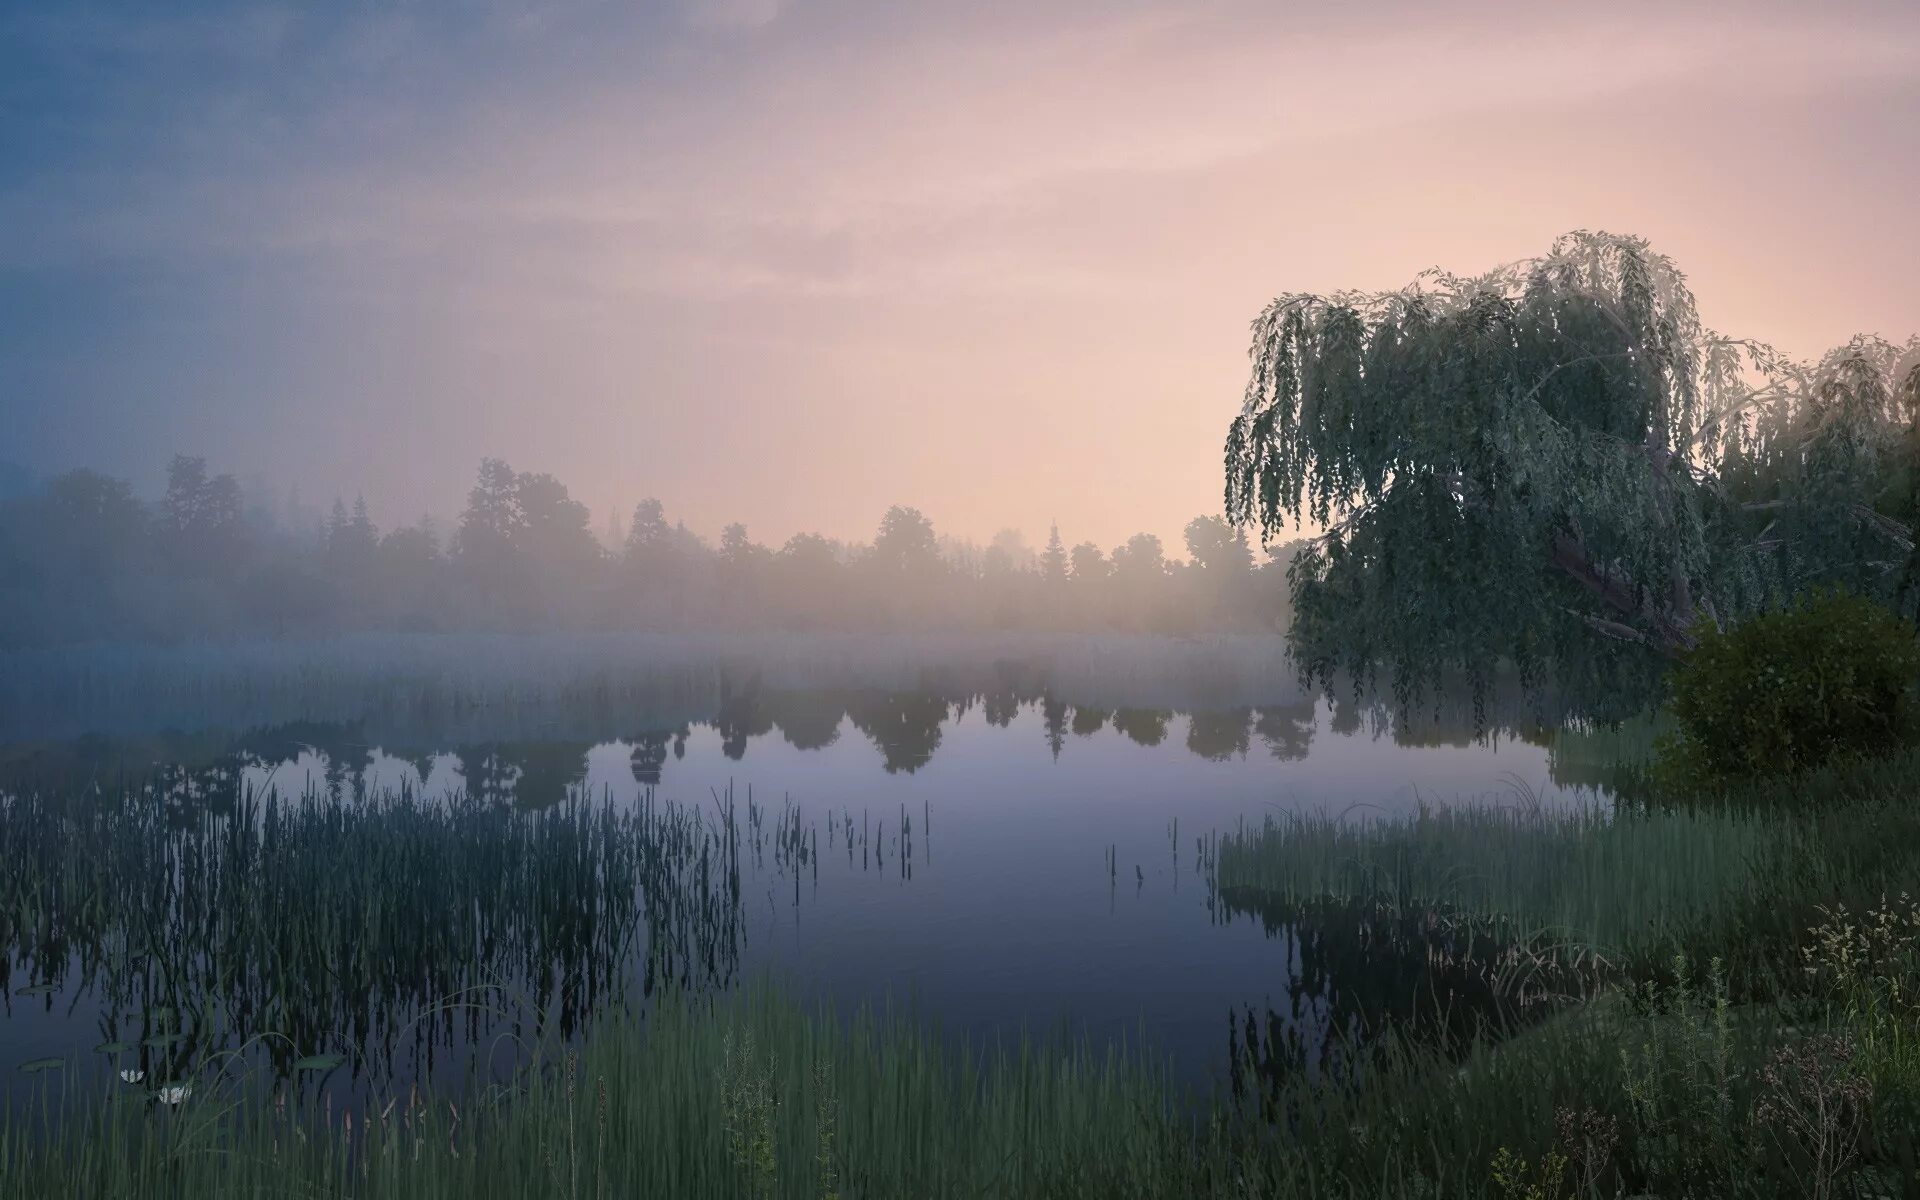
1801,892 -> 1920,1132
10,761 -> 1920,1195
719,1027 -> 779,1199
1616,956 -> 1750,1189
1224,230 -> 1920,725
1212,748 -> 1920,1007
1487,1144 -> 1568,1200
1210,795 -> 1782,978
1656,589 -> 1920,791
811,1055 -> 840,1200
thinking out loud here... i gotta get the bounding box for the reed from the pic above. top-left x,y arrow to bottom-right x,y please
5,949 -> 1918,1199
1212,750 -> 1920,992
5,710 -> 1919,1195
0,775 -> 749,1092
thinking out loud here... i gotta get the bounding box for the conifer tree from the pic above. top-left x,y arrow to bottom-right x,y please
1040,522 -> 1068,584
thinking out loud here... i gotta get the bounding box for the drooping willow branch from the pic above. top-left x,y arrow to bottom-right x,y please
1225,230 -> 1920,698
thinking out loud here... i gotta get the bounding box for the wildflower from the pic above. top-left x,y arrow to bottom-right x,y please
119,1068 -> 145,1084
155,1083 -> 191,1105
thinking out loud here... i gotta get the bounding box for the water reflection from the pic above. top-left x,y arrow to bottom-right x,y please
1217,892 -> 1595,1108
2,679 -> 1629,1122
0,780 -> 922,1106
0,680 -> 1647,816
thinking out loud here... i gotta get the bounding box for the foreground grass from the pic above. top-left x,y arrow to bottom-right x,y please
1214,747 -> 1920,994
5,753 -> 1920,1197
3,982 -> 1236,1200
7,950 -> 1918,1199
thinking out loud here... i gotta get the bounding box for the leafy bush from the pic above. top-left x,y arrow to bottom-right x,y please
1656,589 -> 1920,792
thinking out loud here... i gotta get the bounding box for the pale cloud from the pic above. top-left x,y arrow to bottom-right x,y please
11,3 -> 1918,293
231,5 -> 1919,309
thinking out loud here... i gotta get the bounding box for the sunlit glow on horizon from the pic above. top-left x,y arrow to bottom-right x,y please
2,0 -> 1916,552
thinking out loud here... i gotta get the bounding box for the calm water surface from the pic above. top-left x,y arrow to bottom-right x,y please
2,671 -> 1612,1116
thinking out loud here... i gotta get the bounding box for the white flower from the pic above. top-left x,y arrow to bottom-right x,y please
155,1083 -> 191,1105
119,1069 -> 145,1084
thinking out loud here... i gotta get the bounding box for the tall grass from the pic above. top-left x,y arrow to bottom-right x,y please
1213,748 -> 1920,991
1212,797 -> 1780,972
7,949 -> 1918,1199
0,981 -> 1227,1199
6,709 -> 1919,1194
0,776 -> 752,1093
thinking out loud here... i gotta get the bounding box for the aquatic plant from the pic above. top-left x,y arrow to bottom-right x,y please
0,774 -> 751,1093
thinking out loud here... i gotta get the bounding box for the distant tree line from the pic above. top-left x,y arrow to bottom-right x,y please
0,455 -> 1300,645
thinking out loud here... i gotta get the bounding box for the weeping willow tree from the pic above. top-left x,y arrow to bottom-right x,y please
1224,231 -> 1920,725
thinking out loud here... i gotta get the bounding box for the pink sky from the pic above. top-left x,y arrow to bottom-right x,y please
5,0 -> 1917,553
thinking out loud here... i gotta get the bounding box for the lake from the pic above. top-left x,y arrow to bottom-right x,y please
0,635 -> 1621,1118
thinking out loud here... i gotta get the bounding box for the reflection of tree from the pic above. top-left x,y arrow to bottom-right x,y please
1185,708 -> 1251,761
2,778 -> 747,1093
1253,699 -> 1316,761
629,726 -> 688,787
1110,708 -> 1171,747
1390,707 -> 1483,749
981,688 -> 1021,728
844,690 -> 948,774
454,745 -> 517,806
713,688 -> 775,761
501,742 -> 591,809
231,721 -> 339,766
990,658 -> 1047,701
1329,696 -> 1361,737
451,742 -> 588,808
1069,705 -> 1109,737
1547,715 -> 1666,804
1308,672 -> 1615,751
400,750 -> 439,788
234,721 -> 372,799
139,731 -> 251,824
1219,891 -> 1581,1104
1041,695 -> 1068,761
761,690 -> 846,751
307,724 -> 375,799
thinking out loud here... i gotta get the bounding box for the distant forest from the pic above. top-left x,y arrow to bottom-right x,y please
0,456 -> 1300,645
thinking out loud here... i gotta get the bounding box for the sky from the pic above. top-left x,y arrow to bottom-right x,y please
3,0 -> 1918,553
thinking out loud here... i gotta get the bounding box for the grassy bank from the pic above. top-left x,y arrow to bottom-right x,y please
2,982 -> 1229,1199
6,943 -> 1917,1198
5,754 -> 1919,1196
1214,749 -> 1920,994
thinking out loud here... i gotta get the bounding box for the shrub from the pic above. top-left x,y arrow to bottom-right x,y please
1655,589 -> 1920,793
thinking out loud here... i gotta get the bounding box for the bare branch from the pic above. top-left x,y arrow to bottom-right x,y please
1563,607 -> 1651,646
1682,379 -> 1799,451
1851,504 -> 1913,552
1513,352 -> 1638,411
1550,530 -> 1696,656
1698,594 -> 1723,632
1550,532 -> 1644,622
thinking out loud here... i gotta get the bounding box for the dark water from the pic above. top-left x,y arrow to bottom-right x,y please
1,664 -> 1615,1118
